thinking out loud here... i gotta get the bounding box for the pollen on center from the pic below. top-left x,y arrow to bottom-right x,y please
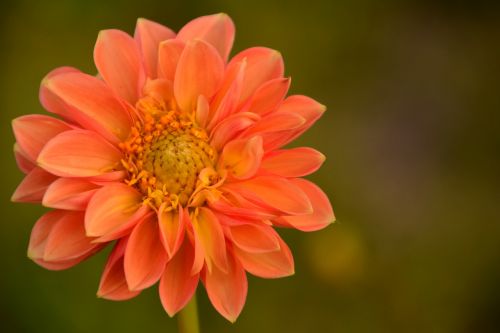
119,94 -> 217,209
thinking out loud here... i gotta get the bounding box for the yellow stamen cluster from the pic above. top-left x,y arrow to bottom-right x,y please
119,95 -> 217,210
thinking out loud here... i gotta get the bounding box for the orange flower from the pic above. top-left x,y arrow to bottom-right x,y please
12,13 -> 334,322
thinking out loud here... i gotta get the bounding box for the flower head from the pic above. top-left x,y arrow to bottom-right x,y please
12,13 -> 334,322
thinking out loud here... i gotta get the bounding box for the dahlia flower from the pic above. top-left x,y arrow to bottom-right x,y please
12,13 -> 334,323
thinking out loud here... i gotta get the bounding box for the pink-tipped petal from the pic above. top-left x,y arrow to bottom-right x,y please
219,136 -> 263,180
204,250 -> 247,322
191,208 -> 228,273
157,39 -> 185,82
42,72 -> 133,142
278,178 -> 335,231
12,115 -> 71,162
223,176 -> 312,216
124,216 -> 168,290
272,95 -> 326,148
43,211 -> 98,261
225,47 -> 284,107
177,13 -> 235,61
43,178 -> 99,210
134,18 -> 175,78
210,112 -> 260,151
234,234 -> 294,278
94,29 -> 144,104
98,238 -> 141,300
37,130 -> 122,178
260,147 -> 326,178
246,77 -> 290,116
158,204 -> 185,258
159,238 -> 199,316
228,223 -> 280,253
174,40 -> 224,112
11,167 -> 57,203
14,144 -> 36,174
84,183 -> 143,237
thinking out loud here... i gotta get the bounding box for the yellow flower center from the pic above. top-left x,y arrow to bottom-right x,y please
119,95 -> 217,209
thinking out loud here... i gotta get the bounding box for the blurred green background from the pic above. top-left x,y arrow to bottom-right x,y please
1,0 -> 499,332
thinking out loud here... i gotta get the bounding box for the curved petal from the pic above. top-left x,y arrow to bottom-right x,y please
39,66 -> 81,120
37,130 -> 123,178
157,39 -> 185,82
203,250 -> 247,323
43,178 -> 100,210
94,29 -> 144,104
191,208 -> 228,273
260,147 -> 325,178
14,144 -> 36,174
174,40 -> 224,112
177,13 -> 235,61
210,112 -> 260,151
98,238 -> 141,300
225,47 -> 284,107
134,18 -> 175,78
11,167 -> 57,203
223,176 -> 312,216
158,204 -> 185,258
124,215 -> 168,290
12,115 -> 72,163
228,223 -> 280,253
278,178 -> 334,231
234,234 -> 294,278
43,211 -> 98,261
246,77 -> 290,116
218,136 -> 263,180
159,238 -> 199,316
272,95 -> 326,148
84,183 -> 143,237
42,72 -> 133,142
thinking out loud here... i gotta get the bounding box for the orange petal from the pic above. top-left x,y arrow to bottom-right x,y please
210,112 -> 260,151
223,176 -> 312,216
134,18 -> 175,78
157,39 -> 185,82
191,208 -> 228,273
260,147 -> 325,177
187,220 -> 205,275
11,167 -> 57,203
228,223 -> 280,253
159,238 -> 199,316
158,204 -> 185,258
28,210 -> 100,271
42,72 -> 133,142
218,136 -> 263,180
94,29 -> 144,104
195,94 -> 209,128
174,40 -> 224,112
43,211 -> 98,261
177,13 -> 235,61
203,250 -> 247,322
242,111 -> 305,138
225,47 -> 284,107
209,189 -> 277,220
12,114 -> 71,162
84,183 -> 143,237
14,144 -> 36,174
39,66 -> 81,120
124,216 -> 168,290
278,178 -> 334,231
37,130 -> 122,178
43,178 -> 99,210
234,234 -> 294,278
271,95 -> 326,148
246,77 -> 290,116
98,238 -> 141,300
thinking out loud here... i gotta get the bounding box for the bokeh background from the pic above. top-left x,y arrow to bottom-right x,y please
1,0 -> 499,332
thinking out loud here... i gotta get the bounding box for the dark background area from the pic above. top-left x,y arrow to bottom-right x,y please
1,0 -> 499,332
